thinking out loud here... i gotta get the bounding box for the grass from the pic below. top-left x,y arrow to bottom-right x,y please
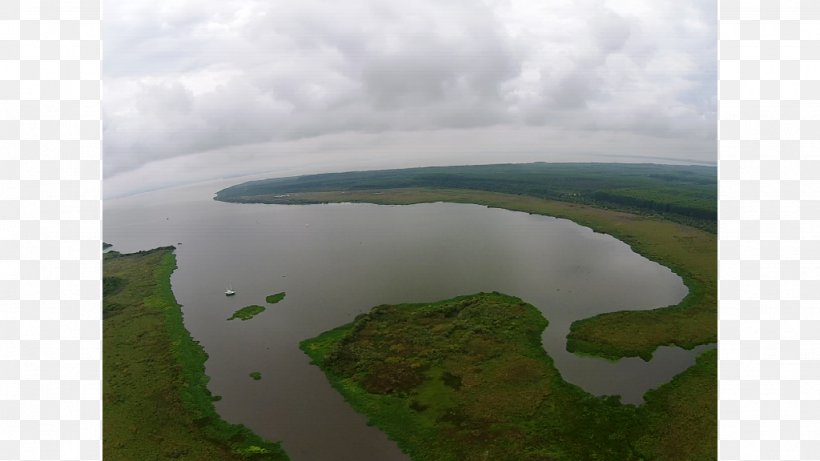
253,187 -> 716,361
103,247 -> 288,460
636,349 -> 717,461
228,305 -> 267,321
265,292 -> 286,304
249,372 -> 262,381
301,292 -> 716,461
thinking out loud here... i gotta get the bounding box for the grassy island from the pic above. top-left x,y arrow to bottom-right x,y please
249,372 -> 262,381
103,247 -> 288,460
265,292 -> 286,304
301,292 -> 716,461
228,305 -> 267,321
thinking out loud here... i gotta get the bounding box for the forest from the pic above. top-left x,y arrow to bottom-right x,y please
216,163 -> 716,231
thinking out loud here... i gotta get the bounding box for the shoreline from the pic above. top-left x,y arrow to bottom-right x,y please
103,247 -> 289,460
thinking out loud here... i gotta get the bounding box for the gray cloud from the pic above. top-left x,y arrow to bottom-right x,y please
103,0 -> 716,193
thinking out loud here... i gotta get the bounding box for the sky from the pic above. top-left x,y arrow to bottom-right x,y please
103,0 -> 716,198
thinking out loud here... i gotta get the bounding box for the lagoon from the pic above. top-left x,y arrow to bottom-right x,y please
105,179 -> 697,461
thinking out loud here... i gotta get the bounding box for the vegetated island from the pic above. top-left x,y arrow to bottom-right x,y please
215,162 -> 716,361
103,247 -> 288,460
265,292 -> 286,304
301,292 -> 716,461
249,371 -> 262,381
228,305 -> 267,321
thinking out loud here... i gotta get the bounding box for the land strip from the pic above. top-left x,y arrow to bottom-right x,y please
103,247 -> 288,460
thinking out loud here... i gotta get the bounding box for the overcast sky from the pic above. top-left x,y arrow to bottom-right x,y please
103,0 -> 716,198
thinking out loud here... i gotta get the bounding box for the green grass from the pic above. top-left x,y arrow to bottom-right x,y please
251,187 -> 715,361
249,372 -> 262,381
265,292 -> 286,304
103,247 -> 288,460
301,292 -> 716,461
228,305 -> 267,321
637,349 -> 717,461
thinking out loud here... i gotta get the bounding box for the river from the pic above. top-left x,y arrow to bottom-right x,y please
104,179 -> 705,461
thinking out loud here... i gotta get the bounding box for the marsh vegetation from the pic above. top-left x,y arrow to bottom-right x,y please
302,292 -> 716,461
228,305 -> 267,321
103,247 -> 288,460
266,292 -> 286,304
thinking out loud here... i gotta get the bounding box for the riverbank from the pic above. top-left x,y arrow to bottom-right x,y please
103,247 -> 288,460
301,292 -> 716,460
237,187 -> 716,361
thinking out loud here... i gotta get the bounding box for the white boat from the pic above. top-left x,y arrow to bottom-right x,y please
225,283 -> 236,296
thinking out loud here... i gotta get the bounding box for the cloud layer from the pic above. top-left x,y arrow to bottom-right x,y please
104,0 -> 716,194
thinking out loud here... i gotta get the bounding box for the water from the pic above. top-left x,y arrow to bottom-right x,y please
104,180 -> 705,461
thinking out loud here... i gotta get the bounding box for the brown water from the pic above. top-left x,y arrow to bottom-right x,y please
104,180 -> 706,461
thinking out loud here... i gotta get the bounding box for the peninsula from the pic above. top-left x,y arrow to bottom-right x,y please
103,247 -> 288,460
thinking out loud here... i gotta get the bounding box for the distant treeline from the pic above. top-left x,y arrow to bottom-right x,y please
216,163 -> 717,232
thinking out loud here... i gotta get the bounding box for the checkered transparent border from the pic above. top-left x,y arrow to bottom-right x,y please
719,1 -> 820,460
0,0 -> 101,460
1,0 -> 819,460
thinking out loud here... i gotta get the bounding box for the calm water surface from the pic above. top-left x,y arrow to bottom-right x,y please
104,180 -> 707,461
